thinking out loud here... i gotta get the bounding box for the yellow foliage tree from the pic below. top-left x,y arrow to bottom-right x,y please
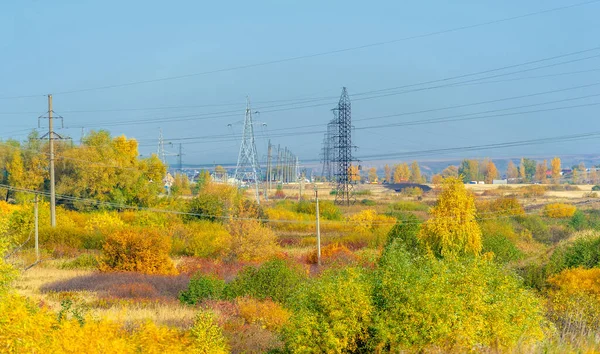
393,163 -> 411,183
431,174 -> 443,185
367,167 -> 378,183
349,165 -> 361,182
419,177 -> 482,258
409,161 -> 422,183
535,160 -> 548,184
551,157 -> 561,184
506,161 -> 518,182
484,160 -> 498,184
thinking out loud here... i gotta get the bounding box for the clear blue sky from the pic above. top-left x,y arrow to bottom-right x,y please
1,0 -> 599,168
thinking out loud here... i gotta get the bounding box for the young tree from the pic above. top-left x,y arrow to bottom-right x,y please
393,163 -> 411,183
384,164 -> 391,183
572,168 -> 579,185
368,167 -> 378,183
506,161 -> 518,183
419,177 -> 482,258
349,165 -> 361,182
550,157 -> 561,184
535,160 -> 548,184
409,161 -> 422,183
431,174 -> 443,185
484,160 -> 498,184
590,168 -> 599,185
578,162 -> 587,184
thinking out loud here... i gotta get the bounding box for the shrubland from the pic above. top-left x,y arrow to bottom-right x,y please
1,157 -> 600,352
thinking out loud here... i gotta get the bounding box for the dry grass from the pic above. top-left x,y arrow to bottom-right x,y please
14,266 -> 197,329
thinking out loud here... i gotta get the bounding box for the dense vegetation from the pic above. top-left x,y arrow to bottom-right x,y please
1,135 -> 600,353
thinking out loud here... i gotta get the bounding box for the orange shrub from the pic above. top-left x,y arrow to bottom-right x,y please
100,228 -> 176,275
544,203 -> 577,218
236,297 -> 291,331
305,242 -> 356,265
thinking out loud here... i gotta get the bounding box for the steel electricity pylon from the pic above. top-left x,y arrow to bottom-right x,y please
333,87 -> 357,206
234,98 -> 261,203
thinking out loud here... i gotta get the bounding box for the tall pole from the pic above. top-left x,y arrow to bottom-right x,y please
34,194 -> 39,262
178,143 -> 183,172
48,94 -> 56,227
315,185 -> 321,267
267,140 -> 272,193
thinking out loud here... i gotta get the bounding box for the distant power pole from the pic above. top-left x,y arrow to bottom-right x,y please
178,143 -> 183,172
267,140 -> 272,193
39,94 -> 67,228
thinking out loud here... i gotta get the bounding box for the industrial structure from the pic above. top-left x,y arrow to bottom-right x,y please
320,87 -> 358,205
234,98 -> 261,203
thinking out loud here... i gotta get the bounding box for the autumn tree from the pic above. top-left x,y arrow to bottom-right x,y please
590,168 -> 599,185
572,168 -> 579,185
535,160 -> 548,184
384,164 -> 391,183
441,165 -> 458,178
349,165 -> 361,182
393,163 -> 411,183
551,157 -> 561,184
418,177 -> 482,258
578,162 -> 587,184
171,173 -> 192,197
55,130 -> 166,210
484,160 -> 498,184
368,167 -> 378,183
6,150 -> 26,202
409,161 -> 423,183
506,161 -> 518,182
431,174 -> 443,185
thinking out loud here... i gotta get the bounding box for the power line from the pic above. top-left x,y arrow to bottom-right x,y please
1,0 -> 597,99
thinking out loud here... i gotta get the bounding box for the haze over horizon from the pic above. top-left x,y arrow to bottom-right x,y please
1,1 -> 599,167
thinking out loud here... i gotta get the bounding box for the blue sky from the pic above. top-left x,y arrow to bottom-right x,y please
1,0 -> 599,167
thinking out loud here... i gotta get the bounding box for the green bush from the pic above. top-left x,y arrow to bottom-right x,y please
513,215 -> 551,244
179,274 -> 226,305
482,233 -> 522,264
592,185 -> 600,191
546,231 -> 600,276
224,259 -> 306,303
388,201 -> 428,212
282,268 -> 373,353
373,244 -> 546,352
361,199 -> 376,206
186,193 -> 225,222
354,189 -> 372,196
570,210 -> 588,231
293,200 -> 342,220
383,214 -> 421,254
58,253 -> 99,270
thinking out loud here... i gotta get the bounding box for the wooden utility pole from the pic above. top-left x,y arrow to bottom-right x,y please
48,94 -> 56,227
315,185 -> 321,267
34,194 -> 39,262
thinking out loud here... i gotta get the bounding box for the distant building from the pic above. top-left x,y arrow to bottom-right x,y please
492,179 -> 508,184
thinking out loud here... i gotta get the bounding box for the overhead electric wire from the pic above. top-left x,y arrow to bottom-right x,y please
0,0 -> 593,100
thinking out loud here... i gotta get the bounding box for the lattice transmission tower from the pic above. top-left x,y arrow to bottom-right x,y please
234,98 -> 261,203
333,87 -> 357,206
320,117 -> 337,181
